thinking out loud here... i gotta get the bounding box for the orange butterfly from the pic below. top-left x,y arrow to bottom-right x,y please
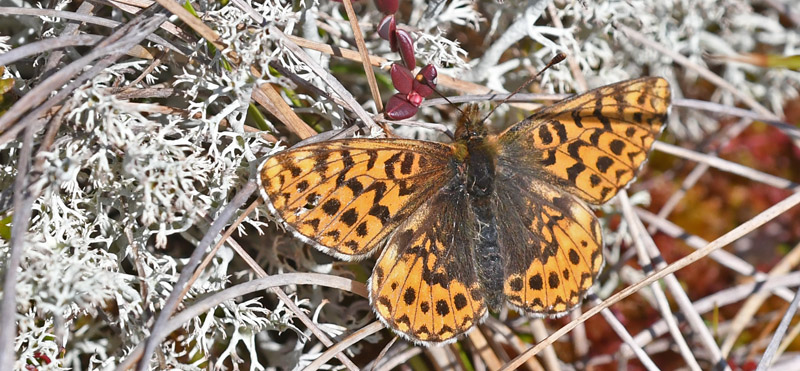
258,77 -> 671,344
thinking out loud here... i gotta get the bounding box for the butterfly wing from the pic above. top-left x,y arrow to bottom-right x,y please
370,179 -> 488,344
493,77 -> 669,314
259,139 -> 455,259
496,77 -> 671,204
494,169 -> 603,315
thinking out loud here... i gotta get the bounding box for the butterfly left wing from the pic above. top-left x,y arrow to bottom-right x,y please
370,179 -> 488,345
259,139 -> 455,259
496,77 -> 671,204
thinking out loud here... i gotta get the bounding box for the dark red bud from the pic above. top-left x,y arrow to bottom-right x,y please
390,64 -> 414,94
413,81 -> 434,98
417,64 -> 438,85
374,0 -> 399,14
395,29 -> 415,68
377,15 -> 396,42
385,94 -> 419,120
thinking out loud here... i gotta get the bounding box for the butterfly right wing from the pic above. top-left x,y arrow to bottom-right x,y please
258,139 -> 455,260
496,77 -> 670,204
493,167 -> 604,316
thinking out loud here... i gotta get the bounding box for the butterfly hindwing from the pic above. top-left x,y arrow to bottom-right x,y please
493,168 -> 603,314
497,77 -> 671,204
370,179 -> 488,344
259,139 -> 455,259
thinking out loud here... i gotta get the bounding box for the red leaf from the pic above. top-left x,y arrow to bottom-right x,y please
385,94 -> 419,120
413,65 -> 437,98
390,64 -> 414,94
417,64 -> 438,85
377,15 -> 396,42
374,0 -> 399,14
395,29 -> 416,68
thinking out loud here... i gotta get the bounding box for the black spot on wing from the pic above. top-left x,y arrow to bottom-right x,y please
368,204 -> 391,225
596,156 -> 613,173
286,163 -> 302,177
345,178 -> 364,195
510,277 -> 523,291
589,130 -> 602,146
436,300 -> 450,315
420,301 -> 430,313
369,181 -> 387,203
340,209 -> 358,226
567,140 -> 588,159
400,152 -> 415,175
529,274 -> 543,290
569,249 -> 580,265
366,150 -> 378,170
571,110 -> 583,128
538,125 -> 553,145
542,150 -> 557,166
610,140 -> 625,155
566,163 -> 586,182
303,218 -> 320,232
313,151 -> 330,173
593,101 -> 612,130
398,180 -> 415,196
553,120 -> 568,142
404,287 -> 416,305
384,153 -> 402,179
356,222 -> 368,237
321,199 -> 341,216
454,294 -> 467,310
548,272 -> 560,289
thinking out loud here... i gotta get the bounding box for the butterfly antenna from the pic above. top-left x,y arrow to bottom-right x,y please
479,52 -> 566,124
414,74 -> 460,139
416,74 -> 465,117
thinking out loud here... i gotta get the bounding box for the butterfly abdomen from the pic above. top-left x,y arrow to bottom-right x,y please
465,139 -> 505,310
471,197 -> 504,310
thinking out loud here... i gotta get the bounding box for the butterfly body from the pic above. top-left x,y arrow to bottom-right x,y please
258,77 -> 671,345
454,107 -> 507,310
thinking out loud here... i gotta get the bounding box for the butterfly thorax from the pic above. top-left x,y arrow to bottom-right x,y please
452,104 -> 505,310
452,104 -> 498,196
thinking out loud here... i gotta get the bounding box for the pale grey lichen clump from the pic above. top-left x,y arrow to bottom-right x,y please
0,0 -> 797,369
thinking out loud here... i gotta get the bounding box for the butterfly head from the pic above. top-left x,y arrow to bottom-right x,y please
454,104 -> 488,142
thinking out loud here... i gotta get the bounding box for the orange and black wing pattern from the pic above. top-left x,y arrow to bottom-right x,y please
492,77 -> 669,315
370,180 -> 488,345
258,139 -> 455,259
493,171 -> 603,315
496,77 -> 671,204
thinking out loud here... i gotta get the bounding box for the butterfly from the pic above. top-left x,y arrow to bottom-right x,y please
257,77 -> 671,345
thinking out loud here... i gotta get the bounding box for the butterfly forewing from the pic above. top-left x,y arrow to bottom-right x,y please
371,180 -> 488,344
497,77 -> 671,204
259,139 -> 455,259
